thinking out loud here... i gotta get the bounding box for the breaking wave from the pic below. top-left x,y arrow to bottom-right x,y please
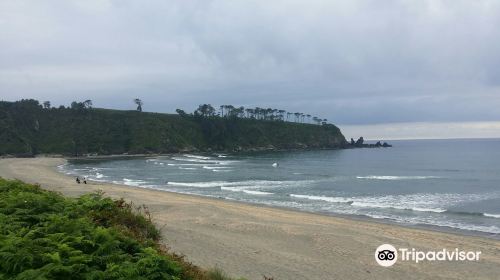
167,179 -> 309,189
290,192 -> 499,215
121,178 -> 147,186
221,187 -> 273,195
356,175 -> 441,180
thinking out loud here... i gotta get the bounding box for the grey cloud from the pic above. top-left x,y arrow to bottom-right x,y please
1,0 -> 500,126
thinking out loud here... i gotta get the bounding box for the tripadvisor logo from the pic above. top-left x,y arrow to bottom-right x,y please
375,244 -> 397,267
375,244 -> 481,267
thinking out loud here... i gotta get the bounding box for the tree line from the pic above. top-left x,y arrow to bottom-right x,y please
185,104 -> 329,125
35,98 -> 143,112
29,99 -> 329,126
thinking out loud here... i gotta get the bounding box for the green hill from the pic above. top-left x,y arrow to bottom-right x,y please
0,100 -> 347,156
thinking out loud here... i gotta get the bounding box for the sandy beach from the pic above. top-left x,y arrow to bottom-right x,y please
0,157 -> 499,280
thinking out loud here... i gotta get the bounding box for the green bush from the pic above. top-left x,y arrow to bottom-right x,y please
0,178 -> 221,280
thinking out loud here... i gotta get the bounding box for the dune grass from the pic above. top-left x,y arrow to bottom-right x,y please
0,178 -> 244,280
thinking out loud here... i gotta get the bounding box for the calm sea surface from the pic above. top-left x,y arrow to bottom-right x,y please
60,139 -> 500,236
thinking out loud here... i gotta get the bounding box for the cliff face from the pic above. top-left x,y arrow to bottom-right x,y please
0,100 -> 347,156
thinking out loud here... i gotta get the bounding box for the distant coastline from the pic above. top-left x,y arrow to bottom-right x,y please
0,99 -> 391,157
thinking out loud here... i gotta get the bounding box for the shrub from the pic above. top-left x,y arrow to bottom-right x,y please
0,178 -> 240,280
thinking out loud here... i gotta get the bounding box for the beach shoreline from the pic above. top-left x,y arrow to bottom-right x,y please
61,154 -> 500,241
62,160 -> 500,241
1,157 -> 499,279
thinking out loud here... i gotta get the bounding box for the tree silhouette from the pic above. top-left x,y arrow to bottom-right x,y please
195,104 -> 216,117
219,105 -> 225,117
294,112 -> 300,122
245,108 -> 252,118
278,110 -> 286,121
83,100 -> 93,109
176,109 -> 188,117
237,106 -> 245,118
70,101 -> 85,110
134,99 -> 143,112
225,105 -> 235,117
178,103 -> 329,125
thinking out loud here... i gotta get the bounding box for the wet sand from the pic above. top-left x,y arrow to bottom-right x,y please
0,157 -> 499,280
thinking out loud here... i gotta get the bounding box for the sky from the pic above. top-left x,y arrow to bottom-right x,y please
1,0 -> 500,139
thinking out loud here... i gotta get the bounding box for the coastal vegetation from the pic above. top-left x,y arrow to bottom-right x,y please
193,104 -> 328,125
0,177 -> 242,280
0,99 -> 347,156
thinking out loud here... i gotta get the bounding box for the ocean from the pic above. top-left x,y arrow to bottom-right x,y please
60,138 -> 500,236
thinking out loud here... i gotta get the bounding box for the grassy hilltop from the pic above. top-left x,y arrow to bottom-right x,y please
0,100 -> 347,156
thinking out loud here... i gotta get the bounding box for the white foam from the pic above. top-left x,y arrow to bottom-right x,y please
453,224 -> 500,234
290,194 -> 353,203
484,213 -> 500,219
362,213 -> 394,220
243,190 -> 273,195
172,157 -> 220,164
181,157 -> 240,165
290,192 -> 498,216
408,207 -> 447,213
350,201 -> 446,213
95,172 -> 105,179
355,210 -> 500,234
183,154 -> 212,160
220,186 -> 240,192
356,175 -> 440,180
367,193 -> 492,210
167,181 -> 230,188
93,167 -> 112,171
179,167 -> 197,170
123,178 -> 146,186
168,163 -> 201,166
363,213 -> 500,234
167,180 -> 308,189
212,169 -> 233,172
221,187 -> 273,195
202,166 -> 231,170
217,160 -> 240,165
353,193 -> 492,214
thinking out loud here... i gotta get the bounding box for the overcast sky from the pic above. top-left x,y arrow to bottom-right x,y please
1,0 -> 500,139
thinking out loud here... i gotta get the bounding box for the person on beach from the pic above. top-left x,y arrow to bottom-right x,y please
76,177 -> 80,184
83,177 -> 87,184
